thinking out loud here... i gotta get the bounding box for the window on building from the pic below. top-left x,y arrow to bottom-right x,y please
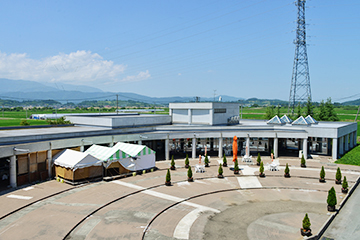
214,108 -> 226,113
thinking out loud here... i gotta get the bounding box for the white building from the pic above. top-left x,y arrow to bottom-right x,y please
0,102 -> 357,190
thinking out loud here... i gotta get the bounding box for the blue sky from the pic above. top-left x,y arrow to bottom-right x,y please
0,0 -> 358,102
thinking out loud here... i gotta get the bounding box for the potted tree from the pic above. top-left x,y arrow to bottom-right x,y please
222,155 -> 228,167
256,153 -> 261,166
300,213 -> 312,237
185,154 -> 189,168
204,154 -> 210,167
342,176 -> 348,194
259,161 -> 265,177
327,186 -> 337,212
218,164 -> 224,178
319,166 -> 326,182
187,166 -> 193,182
335,167 -> 342,184
234,159 -> 239,174
300,154 -> 306,168
284,163 -> 290,178
170,155 -> 176,170
165,169 -> 171,186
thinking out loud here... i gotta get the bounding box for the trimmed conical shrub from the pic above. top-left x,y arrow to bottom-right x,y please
204,154 -> 209,167
302,213 -> 311,230
170,155 -> 175,170
259,161 -> 264,174
218,164 -> 223,176
187,166 -> 192,179
234,159 -> 239,173
301,154 -> 306,167
327,187 -> 337,207
223,155 -> 227,166
165,169 -> 171,186
185,154 -> 189,167
257,153 -> 261,165
336,167 -> 342,182
284,163 -> 290,177
342,176 -> 348,190
320,166 -> 325,179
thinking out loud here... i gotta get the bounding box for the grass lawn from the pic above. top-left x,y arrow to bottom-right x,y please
0,118 -> 48,127
335,143 -> 360,166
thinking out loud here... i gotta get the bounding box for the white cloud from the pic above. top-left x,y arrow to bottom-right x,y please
0,50 -> 150,85
120,70 -> 151,82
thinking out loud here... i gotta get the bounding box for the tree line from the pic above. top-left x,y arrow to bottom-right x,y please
265,97 -> 339,121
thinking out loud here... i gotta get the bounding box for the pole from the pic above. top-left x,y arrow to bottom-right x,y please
355,105 -> 360,122
116,94 -> 119,115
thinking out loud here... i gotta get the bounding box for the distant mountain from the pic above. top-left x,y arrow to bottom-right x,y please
0,78 -> 103,93
342,98 -> 360,106
0,78 -> 244,104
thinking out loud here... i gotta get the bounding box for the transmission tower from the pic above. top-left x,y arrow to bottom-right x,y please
288,0 -> 311,113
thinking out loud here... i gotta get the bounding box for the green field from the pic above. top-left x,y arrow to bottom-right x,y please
335,143 -> 360,166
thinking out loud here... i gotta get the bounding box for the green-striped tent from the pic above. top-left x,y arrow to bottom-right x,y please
112,142 -> 156,171
85,142 -> 155,171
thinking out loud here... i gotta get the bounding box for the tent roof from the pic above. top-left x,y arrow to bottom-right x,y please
85,144 -> 119,161
267,115 -> 285,125
113,142 -> 155,157
54,149 -> 102,170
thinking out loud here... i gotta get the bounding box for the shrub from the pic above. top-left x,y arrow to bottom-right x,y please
284,163 -> 290,175
218,164 -> 223,175
234,159 -> 239,172
327,187 -> 337,206
260,161 -> 264,174
257,153 -> 261,164
342,176 -> 348,189
20,120 -> 30,126
187,166 -> 193,179
204,154 -> 209,165
301,154 -> 306,166
166,169 -> 171,182
223,155 -> 227,165
320,166 -> 325,179
171,155 -> 175,167
185,154 -> 189,166
302,213 -> 311,230
336,167 -> 342,181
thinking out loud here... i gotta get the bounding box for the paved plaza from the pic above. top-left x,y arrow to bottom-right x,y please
0,155 -> 359,240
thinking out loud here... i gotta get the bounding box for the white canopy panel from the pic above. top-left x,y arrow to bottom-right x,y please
54,149 -> 102,170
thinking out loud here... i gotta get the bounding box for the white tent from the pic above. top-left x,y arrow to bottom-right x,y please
85,142 -> 156,172
112,142 -> 155,171
53,149 -> 103,181
54,149 -> 102,170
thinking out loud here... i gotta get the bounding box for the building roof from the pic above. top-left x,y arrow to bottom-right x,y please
280,115 -> 293,123
292,116 -> 311,125
305,115 -> 318,124
267,115 -> 285,125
